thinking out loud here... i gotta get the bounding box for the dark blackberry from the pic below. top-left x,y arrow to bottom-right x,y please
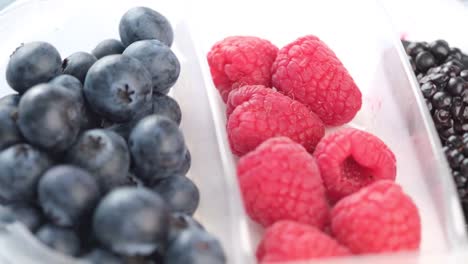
420,82 -> 437,99
406,42 -> 427,58
432,91 -> 452,109
447,77 -> 465,96
415,51 -> 436,72
460,70 -> 468,81
429,40 -> 450,62
461,158 -> 468,177
450,97 -> 464,121
447,135 -> 463,149
446,149 -> 464,169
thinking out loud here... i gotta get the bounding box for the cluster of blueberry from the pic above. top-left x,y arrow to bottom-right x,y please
403,39 -> 468,225
0,6 -> 225,264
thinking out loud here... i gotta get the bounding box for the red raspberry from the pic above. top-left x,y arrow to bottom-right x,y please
237,137 -> 329,228
313,128 -> 396,203
226,85 -> 275,117
227,92 -> 324,156
207,36 -> 278,102
271,35 -> 362,126
331,180 -> 421,254
257,220 -> 350,263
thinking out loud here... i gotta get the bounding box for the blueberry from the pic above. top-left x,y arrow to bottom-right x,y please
152,175 -> 199,215
50,75 -> 100,130
50,75 -> 83,100
165,229 -> 226,264
6,203 -> 42,231
429,39 -> 450,61
93,187 -> 170,256
92,39 -> 125,59
447,77 -> 466,96
0,94 -> 22,151
153,93 -> 182,125
66,129 -> 130,192
84,55 -> 152,122
119,7 -> 173,47
62,52 -> 97,83
168,213 -> 204,244
106,99 -> 154,140
81,248 -> 123,264
38,165 -> 100,227
174,149 -> 191,176
432,91 -> 452,110
415,51 -> 436,73
0,144 -> 52,203
129,115 -> 186,183
18,83 -> 81,153
36,224 -> 81,256
6,42 -> 61,93
123,40 -> 180,93
0,205 -> 16,224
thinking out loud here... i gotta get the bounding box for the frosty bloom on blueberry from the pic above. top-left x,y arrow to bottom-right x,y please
0,5 -> 225,262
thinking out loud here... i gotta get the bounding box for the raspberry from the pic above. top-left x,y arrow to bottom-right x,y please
227,92 -> 324,156
207,36 -> 278,102
271,35 -> 362,126
313,128 -> 396,202
257,220 -> 350,263
331,180 -> 421,254
226,85 -> 275,117
237,137 -> 329,228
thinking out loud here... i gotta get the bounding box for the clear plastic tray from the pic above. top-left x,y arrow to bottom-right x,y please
0,0 -> 468,263
0,0 -> 248,263
187,0 -> 468,262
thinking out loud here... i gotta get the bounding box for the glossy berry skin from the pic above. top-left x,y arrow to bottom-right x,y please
81,248 -> 123,264
66,129 -> 130,192
6,42 -> 61,93
152,175 -> 200,215
168,212 -> 204,244
0,94 -> 22,151
92,39 -> 125,59
123,40 -> 180,93
0,144 -> 52,203
432,91 -> 452,110
6,203 -> 42,232
38,165 -> 100,227
62,52 -> 97,83
119,7 -> 173,47
415,51 -> 436,73
36,224 -> 81,257
406,42 -> 426,58
18,83 -> 81,153
447,77 -> 465,96
165,229 -> 226,264
93,187 -> 170,256
420,82 -> 437,99
129,115 -> 186,184
429,40 -> 450,61
84,55 -> 152,122
152,93 -> 182,125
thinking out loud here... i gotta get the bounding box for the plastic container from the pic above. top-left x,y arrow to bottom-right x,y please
187,0 -> 468,262
1,0 -> 468,263
0,0 -> 248,263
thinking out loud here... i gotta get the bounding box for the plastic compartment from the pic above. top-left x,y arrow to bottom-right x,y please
187,0 -> 468,262
0,0 -> 248,263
